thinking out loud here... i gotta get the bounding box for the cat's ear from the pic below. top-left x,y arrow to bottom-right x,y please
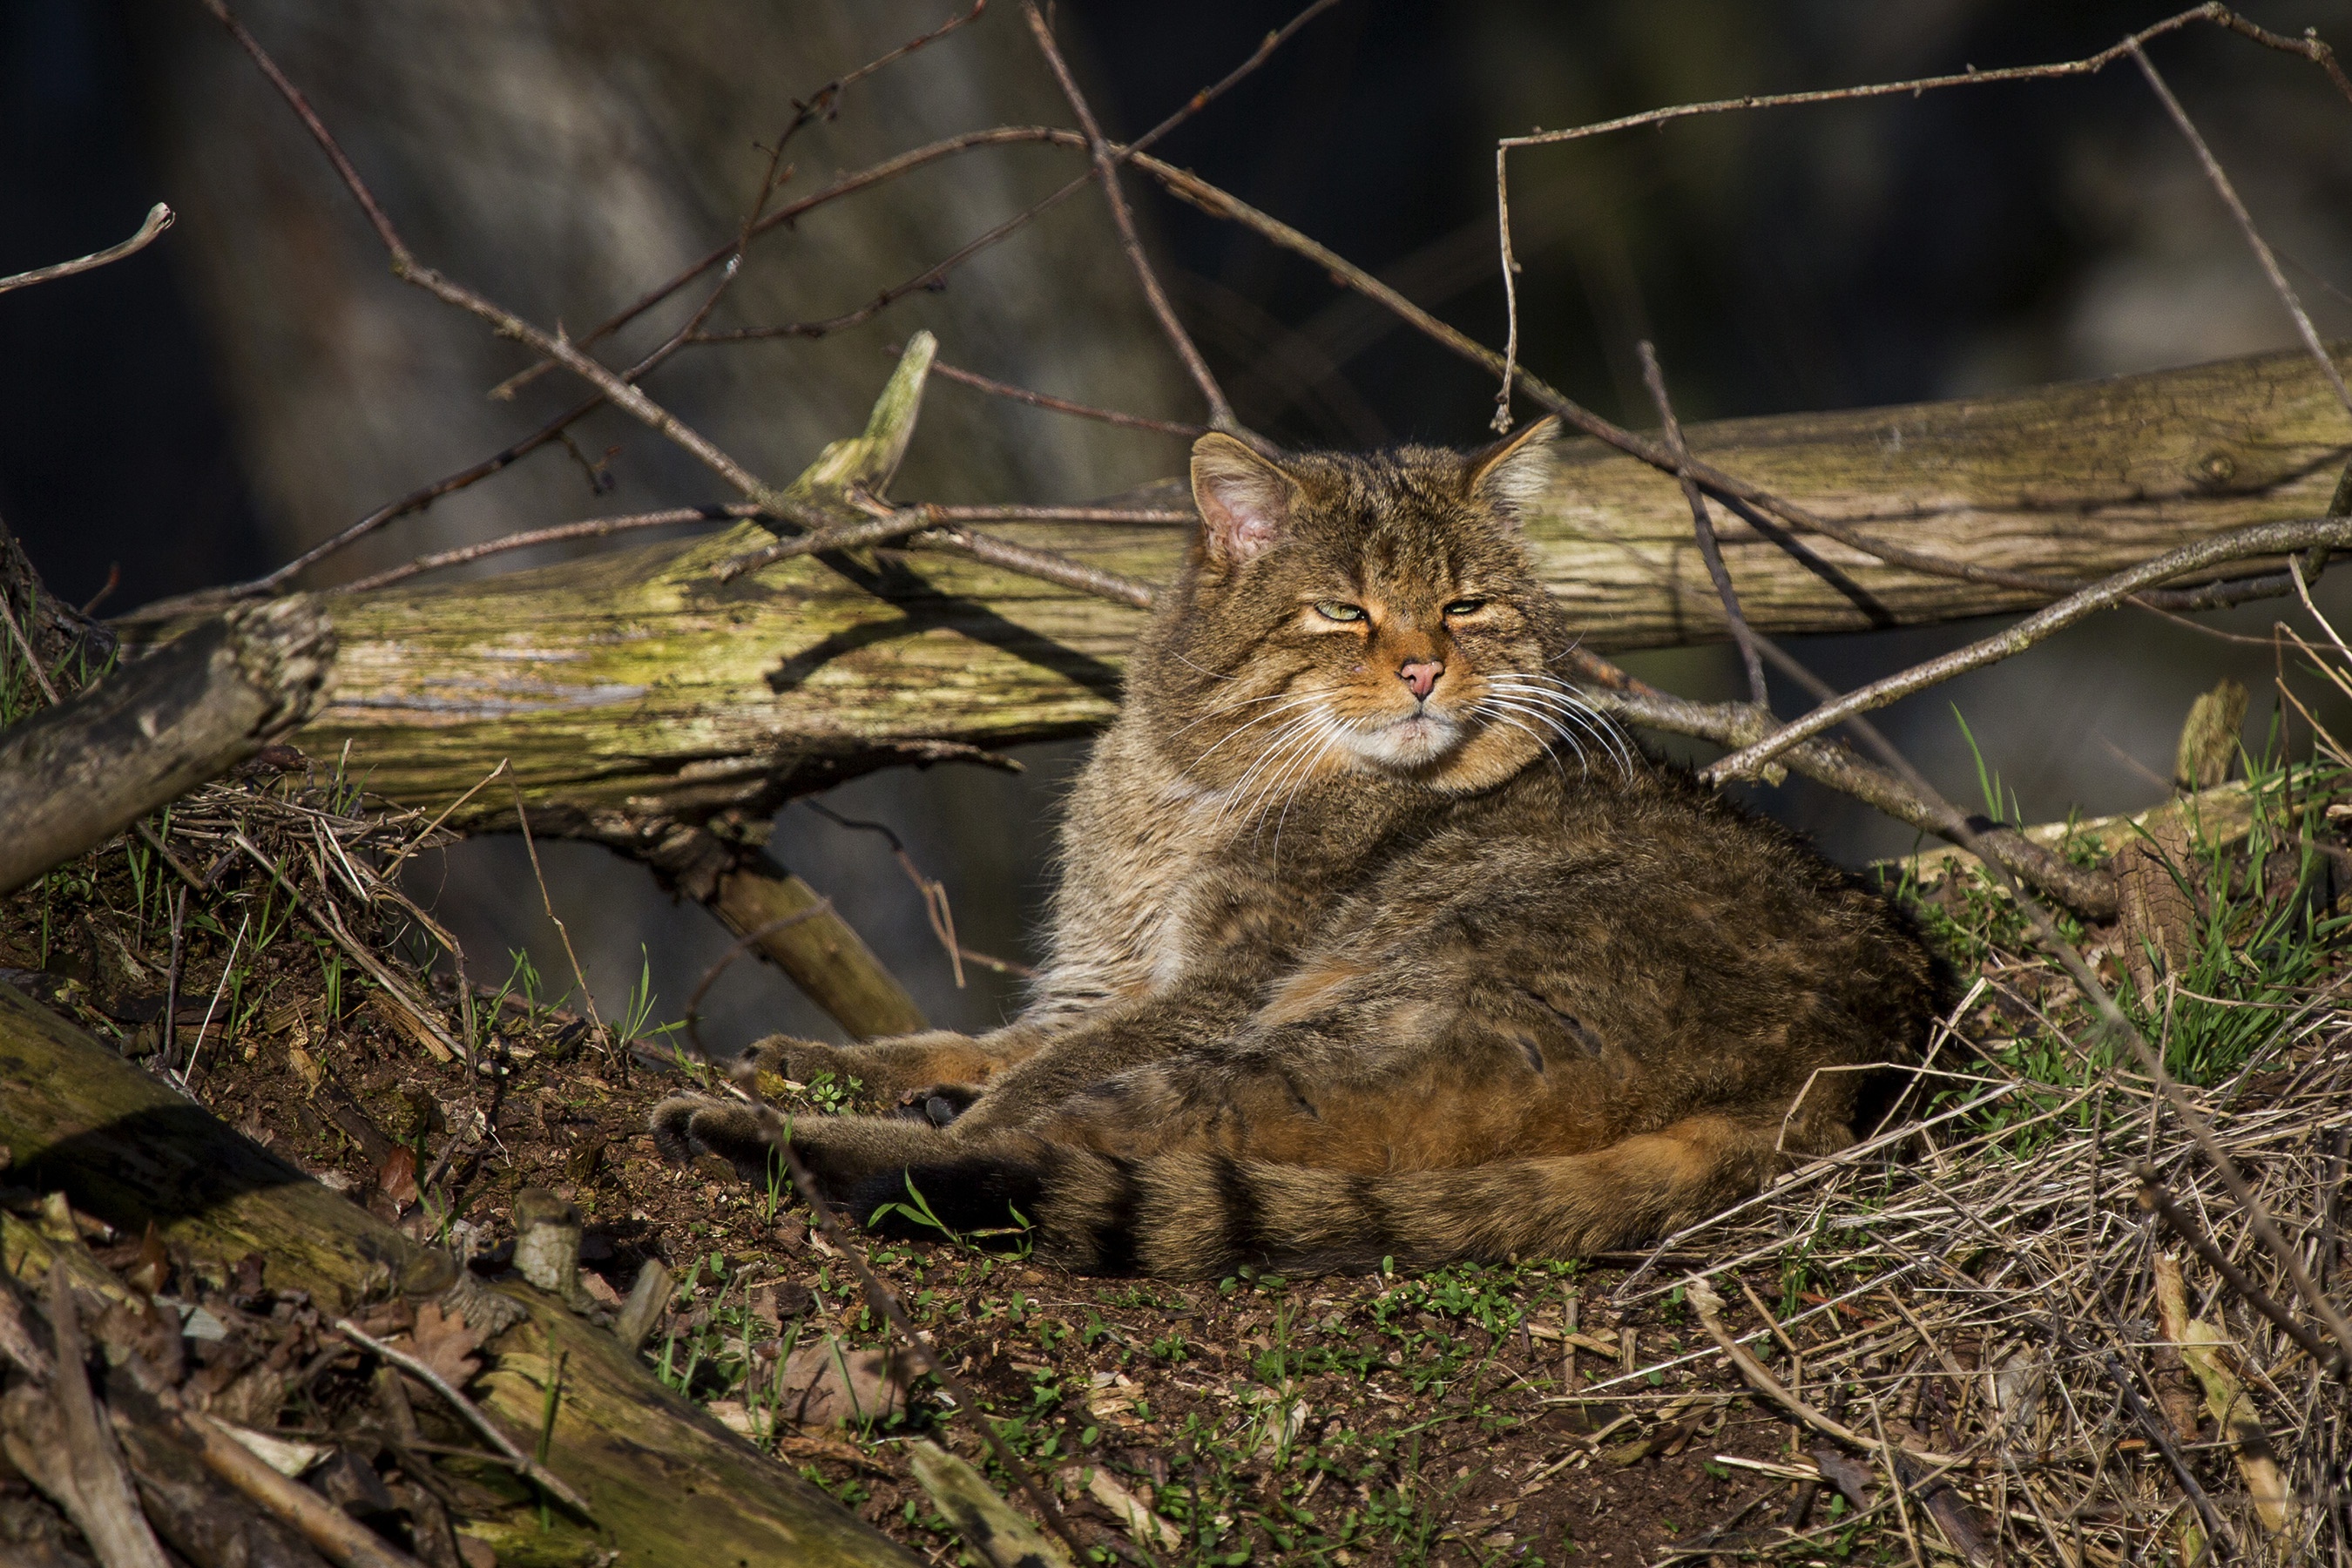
1190,434 -> 1298,566
1467,416 -> 1560,521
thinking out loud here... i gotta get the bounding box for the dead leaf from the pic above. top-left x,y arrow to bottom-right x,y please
774,1335 -> 908,1429
377,1146 -> 419,1208
398,1301 -> 487,1390
125,1223 -> 170,1296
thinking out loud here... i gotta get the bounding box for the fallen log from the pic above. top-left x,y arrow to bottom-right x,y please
272,344 -> 2347,837
0,981 -> 918,1568
0,597 -> 335,896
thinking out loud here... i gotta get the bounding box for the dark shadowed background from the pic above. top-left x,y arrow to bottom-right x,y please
5,0 -> 2351,1046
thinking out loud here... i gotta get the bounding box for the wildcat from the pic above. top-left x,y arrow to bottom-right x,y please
652,418 -> 1938,1277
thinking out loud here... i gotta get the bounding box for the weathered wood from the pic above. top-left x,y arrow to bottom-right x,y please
0,983 -> 918,1568
277,345 -> 2349,832
0,598 -> 335,895
714,854 -> 928,1038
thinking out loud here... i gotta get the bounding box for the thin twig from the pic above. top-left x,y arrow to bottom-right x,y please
2131,37 -> 2352,419
680,902 -> 835,1060
1021,1 -> 1242,436
1638,341 -> 1767,706
199,0 -> 815,524
1686,1279 -> 1970,1468
922,355 -> 1209,437
0,203 -> 173,296
1132,152 -> 2084,598
509,787 -> 607,1042
706,500 -> 1194,585
333,1319 -> 593,1516
508,0 -> 1315,389
1704,515 -> 2352,784
2139,1175 -> 2349,1376
337,505 -> 760,592
0,578 -> 62,705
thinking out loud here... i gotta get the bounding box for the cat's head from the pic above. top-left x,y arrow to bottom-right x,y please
1134,418 -> 1603,798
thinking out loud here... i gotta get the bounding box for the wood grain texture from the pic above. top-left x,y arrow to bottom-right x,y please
287,345 -> 2349,829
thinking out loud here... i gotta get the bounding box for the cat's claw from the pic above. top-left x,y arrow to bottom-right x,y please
892,1083 -> 984,1127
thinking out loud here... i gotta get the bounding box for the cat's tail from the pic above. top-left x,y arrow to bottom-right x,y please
848,1115 -> 1789,1276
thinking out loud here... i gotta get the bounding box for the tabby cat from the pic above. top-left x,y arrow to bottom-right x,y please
652,419 -> 1938,1276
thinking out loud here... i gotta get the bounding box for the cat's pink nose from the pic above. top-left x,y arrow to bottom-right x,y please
1398,659 -> 1443,700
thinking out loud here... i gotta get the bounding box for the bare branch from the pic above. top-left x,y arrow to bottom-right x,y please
0,203 -> 173,296
510,0 -> 1333,391
1638,341 -> 1767,706
2131,37 -> 2352,419
199,0 -> 815,524
923,354 -> 1208,436
1704,515 -> 2352,784
336,505 -> 761,593
1021,1 -> 1240,434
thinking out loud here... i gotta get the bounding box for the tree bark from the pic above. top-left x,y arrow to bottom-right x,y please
0,982 -> 917,1568
271,344 -> 2349,835
0,598 -> 335,896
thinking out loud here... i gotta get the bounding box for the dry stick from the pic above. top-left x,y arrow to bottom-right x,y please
172,1403 -> 425,1568
923,355 -> 1209,436
197,0 -> 821,527
764,1135 -> 1090,1565
631,0 -> 1335,356
1703,515 -> 2352,785
497,0 -> 1341,392
44,1267 -> 174,1568
1022,1 -> 1243,437
1638,341 -> 1767,706
2138,1176 -> 2349,1375
1686,1280 -> 1969,1468
337,504 -> 761,593
1561,635 -> 2119,917
352,498 -> 1189,596
509,787 -> 607,1041
679,902 -> 835,1060
709,495 -> 1160,606
226,832 -> 468,1065
192,242 -> 751,610
0,202 -> 173,296
2210,6 -> 2352,106
2134,40 -> 2352,420
916,524 -> 1157,608
0,574 -> 62,703
332,1319 -> 593,1515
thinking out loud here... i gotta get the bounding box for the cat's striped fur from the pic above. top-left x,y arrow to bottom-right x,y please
652,421 -> 1938,1276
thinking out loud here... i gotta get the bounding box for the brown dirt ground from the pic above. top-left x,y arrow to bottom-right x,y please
3,821 -> 1863,1568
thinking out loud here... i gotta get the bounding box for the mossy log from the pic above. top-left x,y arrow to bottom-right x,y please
285,345 -> 2349,835
0,981 -> 919,1568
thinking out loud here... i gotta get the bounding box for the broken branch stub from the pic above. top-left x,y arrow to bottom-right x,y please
0,598 -> 335,896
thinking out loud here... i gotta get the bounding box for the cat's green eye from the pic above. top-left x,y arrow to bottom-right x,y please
1314,601 -> 1368,623
1443,598 -> 1489,617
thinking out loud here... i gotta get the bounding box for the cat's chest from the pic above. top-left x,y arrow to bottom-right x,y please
1057,767 -> 1385,998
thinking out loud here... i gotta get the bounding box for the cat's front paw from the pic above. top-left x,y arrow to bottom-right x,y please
742,1034 -> 862,1093
649,1094 -> 781,1181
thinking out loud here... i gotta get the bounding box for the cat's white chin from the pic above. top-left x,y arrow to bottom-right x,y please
1346,712 -> 1463,771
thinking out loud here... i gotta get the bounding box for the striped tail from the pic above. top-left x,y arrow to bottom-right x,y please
848,1116 -> 1788,1277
